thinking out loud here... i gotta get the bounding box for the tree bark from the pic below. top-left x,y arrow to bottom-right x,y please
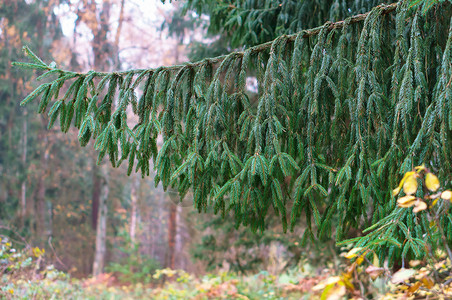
175,205 -> 183,269
130,174 -> 139,244
92,164 -> 109,276
91,158 -> 100,230
167,201 -> 177,269
20,114 -> 27,227
113,0 -> 126,69
35,127 -> 50,246
81,0 -> 116,275
164,22 -> 183,271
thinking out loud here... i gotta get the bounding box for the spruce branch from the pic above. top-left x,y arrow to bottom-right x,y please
12,0 -> 452,264
13,3 -> 398,79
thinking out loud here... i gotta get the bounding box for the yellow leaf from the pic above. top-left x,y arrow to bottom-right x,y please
325,276 -> 342,286
398,201 -> 415,208
398,202 -> 415,208
403,171 -> 416,180
344,247 -> 363,259
441,190 -> 452,201
413,201 -> 427,213
415,164 -> 425,172
397,195 -> 417,208
403,175 -> 418,195
407,281 -> 422,294
320,281 -> 346,300
392,186 -> 401,196
425,173 -> 440,192
421,276 -> 434,289
431,198 -> 439,207
32,247 -> 45,258
313,276 -> 342,292
393,171 -> 415,196
397,195 -> 416,205
356,255 -> 364,266
340,274 -> 355,290
373,253 -> 380,267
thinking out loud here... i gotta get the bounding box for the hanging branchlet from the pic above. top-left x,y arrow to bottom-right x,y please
14,1 -> 452,265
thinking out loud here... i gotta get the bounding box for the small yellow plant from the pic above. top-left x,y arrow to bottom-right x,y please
32,247 -> 45,258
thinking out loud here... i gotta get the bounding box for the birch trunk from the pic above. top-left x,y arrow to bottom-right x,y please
92,164 -> 109,276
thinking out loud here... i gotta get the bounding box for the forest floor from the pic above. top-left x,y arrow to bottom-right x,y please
3,267 -> 324,299
2,241 -> 450,299
1,263 -> 419,300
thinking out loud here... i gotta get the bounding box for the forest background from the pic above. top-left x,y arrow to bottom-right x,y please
0,0 -> 314,280
3,0 -> 452,299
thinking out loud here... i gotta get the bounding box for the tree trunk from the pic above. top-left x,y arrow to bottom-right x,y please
92,164 -> 109,276
20,114 -> 27,227
113,0 -> 125,69
164,24 -> 183,271
91,157 -> 100,230
175,205 -> 183,269
35,129 -> 50,246
35,172 -> 46,236
167,201 -> 177,269
130,174 -> 139,244
86,0 -> 115,275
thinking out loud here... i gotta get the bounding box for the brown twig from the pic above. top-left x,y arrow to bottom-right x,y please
0,225 -> 31,249
48,236 -> 68,270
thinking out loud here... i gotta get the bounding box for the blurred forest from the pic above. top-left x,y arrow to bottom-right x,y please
0,0 -> 311,280
4,0 -> 452,299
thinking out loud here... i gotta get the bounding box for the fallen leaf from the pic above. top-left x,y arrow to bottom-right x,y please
344,247 -> 363,259
392,186 -> 402,196
409,260 -> 421,267
428,192 -> 441,199
403,175 -> 418,195
340,274 -> 354,291
365,265 -> 385,280
407,281 -> 422,294
393,171 -> 416,196
320,282 -> 346,300
313,276 -> 342,292
373,253 -> 380,267
415,164 -> 425,171
356,255 -> 365,266
345,262 -> 357,276
391,268 -> 416,284
425,173 -> 440,192
431,198 -> 439,207
324,276 -> 342,285
398,196 -> 417,208
441,190 -> 452,201
413,201 -> 427,213
421,276 -> 434,289
397,195 -> 416,205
